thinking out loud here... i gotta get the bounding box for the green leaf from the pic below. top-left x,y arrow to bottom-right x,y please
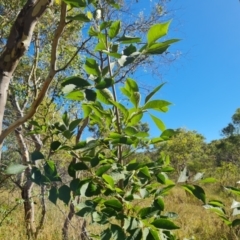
225,186 -> 240,196
31,167 -> 42,185
5,164 -> 27,175
203,205 -> 225,216
82,104 -> 92,118
62,76 -> 91,88
104,198 -> 123,211
138,166 -> 151,179
140,188 -> 149,198
156,173 -> 166,184
232,219 -> 240,227
85,58 -> 101,76
67,13 -> 91,22
44,160 -> 61,182
126,160 -> 139,171
50,141 -> 61,151
96,164 -> 111,176
31,151 -> 45,161
120,87 -> 131,98
145,83 -> 165,103
208,200 -> 224,208
126,229 -> 142,240
95,78 -> 114,89
154,198 -> 165,211
69,119 -> 82,131
160,129 -> 175,140
111,224 -> 126,239
76,207 -> 93,217
85,89 -> 97,101
58,185 -> 71,205
49,186 -> 58,204
102,174 -> 115,189
97,89 -> 114,105
182,184 -> 206,204
143,100 -> 171,112
127,111 -> 143,126
100,21 -> 112,31
124,126 -> 138,136
62,111 -> 70,126
101,228 -> 112,240
109,100 -> 129,119
147,229 -> 160,240
130,92 -> 141,108
65,90 -> 85,101
151,218 -> 179,230
63,130 -> 73,139
73,141 -> 87,150
123,44 -> 137,56
150,114 -> 165,131
62,0 -> 86,7
109,20 -> 121,39
199,177 -> 217,183
147,21 -> 171,46
102,51 -> 122,58
73,162 -> 89,171
88,26 -> 98,36
145,43 -> 169,55
126,78 -> 139,92
85,182 -> 101,197
117,35 -> 141,44
124,217 -> 140,231
138,207 -> 158,219
95,41 -> 106,51
156,185 -> 175,196
70,179 -> 81,192
111,136 -> 134,145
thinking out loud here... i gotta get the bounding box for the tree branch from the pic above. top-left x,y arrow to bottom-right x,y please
0,2 -> 67,146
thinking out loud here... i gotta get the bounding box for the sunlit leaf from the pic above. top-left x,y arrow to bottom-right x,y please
150,114 -> 165,132
151,218 -> 179,230
65,90 -> 85,101
97,89 -> 114,105
96,165 -> 111,176
104,198 -> 123,211
143,100 -> 171,112
147,21 -> 171,46
109,20 -> 121,39
117,35 -> 141,44
85,58 -> 101,76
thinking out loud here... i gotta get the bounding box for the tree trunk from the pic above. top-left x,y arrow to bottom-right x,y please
0,0 -> 53,160
22,177 -> 35,239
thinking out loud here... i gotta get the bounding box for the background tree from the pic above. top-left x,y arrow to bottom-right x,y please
155,128 -> 208,173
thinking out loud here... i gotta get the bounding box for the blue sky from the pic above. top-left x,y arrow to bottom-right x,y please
135,0 -> 240,142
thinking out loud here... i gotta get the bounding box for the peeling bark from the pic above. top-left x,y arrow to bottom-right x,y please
0,0 -> 53,160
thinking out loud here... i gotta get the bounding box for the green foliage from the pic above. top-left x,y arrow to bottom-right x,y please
41,76 -> 181,238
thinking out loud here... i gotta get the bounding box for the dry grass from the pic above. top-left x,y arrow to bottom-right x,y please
0,185 -> 240,240
164,186 -> 239,240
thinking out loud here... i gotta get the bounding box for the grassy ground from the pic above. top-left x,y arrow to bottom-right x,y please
0,185 -> 239,240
